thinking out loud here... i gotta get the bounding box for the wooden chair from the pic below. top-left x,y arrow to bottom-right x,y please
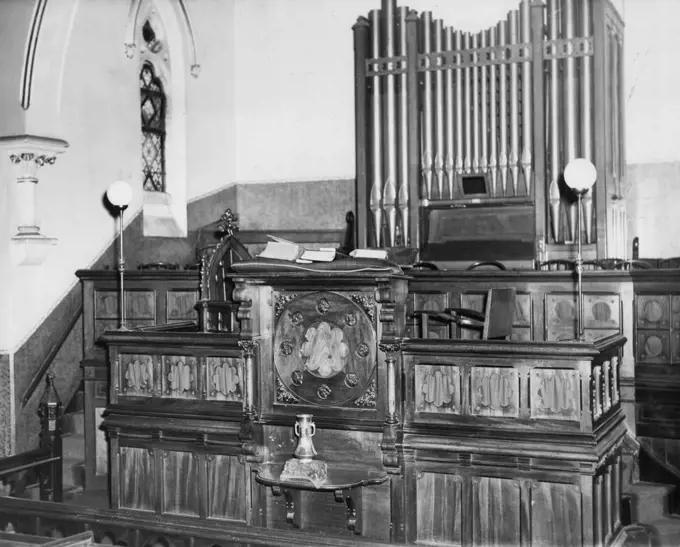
414,288 -> 517,340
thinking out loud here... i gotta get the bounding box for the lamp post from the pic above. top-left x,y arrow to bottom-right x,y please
563,158 -> 597,342
106,181 -> 133,330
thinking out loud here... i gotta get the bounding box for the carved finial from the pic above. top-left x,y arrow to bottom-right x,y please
217,209 -> 239,236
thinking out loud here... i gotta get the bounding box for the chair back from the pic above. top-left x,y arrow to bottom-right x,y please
482,288 -> 517,340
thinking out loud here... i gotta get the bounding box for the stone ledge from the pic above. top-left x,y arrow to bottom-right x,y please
11,233 -> 57,266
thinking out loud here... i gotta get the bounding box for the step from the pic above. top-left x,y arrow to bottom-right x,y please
63,411 -> 84,437
624,481 -> 676,524
61,433 -> 84,461
637,515 -> 680,546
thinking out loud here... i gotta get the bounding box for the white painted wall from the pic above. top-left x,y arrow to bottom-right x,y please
0,0 -> 237,351
625,0 -> 680,164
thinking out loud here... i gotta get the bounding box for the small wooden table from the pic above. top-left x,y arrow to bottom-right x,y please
255,462 -> 388,534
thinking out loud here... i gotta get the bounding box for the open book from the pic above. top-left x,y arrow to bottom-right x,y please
258,235 -> 337,263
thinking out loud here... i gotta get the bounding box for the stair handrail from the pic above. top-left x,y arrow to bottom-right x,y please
0,374 -> 63,502
21,302 -> 83,409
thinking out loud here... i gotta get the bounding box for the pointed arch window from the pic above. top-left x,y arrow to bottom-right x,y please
140,62 -> 166,192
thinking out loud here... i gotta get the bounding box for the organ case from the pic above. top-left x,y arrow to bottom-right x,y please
353,0 -> 626,266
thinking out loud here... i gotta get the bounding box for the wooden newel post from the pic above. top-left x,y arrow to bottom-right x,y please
39,372 -> 63,502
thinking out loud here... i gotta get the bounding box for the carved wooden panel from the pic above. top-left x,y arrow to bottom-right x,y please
530,482 -> 581,547
166,290 -> 199,323
161,356 -> 198,399
417,472 -> 462,545
545,294 -> 577,341
207,357 -> 242,402
470,367 -> 519,417
120,447 -> 155,511
162,450 -> 199,516
415,365 -> 461,414
583,294 -> 620,330
94,291 -> 120,341
119,354 -> 157,397
207,454 -> 246,522
530,369 -> 581,421
126,290 -> 156,319
637,295 -> 670,329
637,331 -> 670,364
471,477 -> 521,546
274,291 -> 376,407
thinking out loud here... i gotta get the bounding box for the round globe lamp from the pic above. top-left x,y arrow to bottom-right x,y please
107,181 -> 133,330
563,158 -> 597,341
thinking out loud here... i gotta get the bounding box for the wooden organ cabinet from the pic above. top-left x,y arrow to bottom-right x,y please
97,233 -> 630,546
353,0 -> 626,266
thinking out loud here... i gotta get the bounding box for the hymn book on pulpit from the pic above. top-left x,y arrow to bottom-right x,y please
258,235 -> 337,263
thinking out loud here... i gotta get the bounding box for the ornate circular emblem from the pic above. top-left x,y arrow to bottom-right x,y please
317,298 -> 331,315
344,373 -> 359,388
280,340 -> 294,356
356,343 -> 370,358
289,311 -> 304,326
317,384 -> 332,400
291,369 -> 304,386
274,291 -> 377,407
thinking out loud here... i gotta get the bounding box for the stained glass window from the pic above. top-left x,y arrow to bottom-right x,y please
140,62 -> 166,192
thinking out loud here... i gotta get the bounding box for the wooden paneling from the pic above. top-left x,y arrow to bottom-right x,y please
471,477 -> 521,547
416,472 -> 463,546
120,447 -> 155,511
162,450 -> 200,516
530,482 -> 581,547
207,455 -> 246,522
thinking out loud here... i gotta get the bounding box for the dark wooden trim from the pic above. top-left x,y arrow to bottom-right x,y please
0,447 -> 52,475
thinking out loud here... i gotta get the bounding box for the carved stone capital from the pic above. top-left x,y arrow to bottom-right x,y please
0,135 -> 68,179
